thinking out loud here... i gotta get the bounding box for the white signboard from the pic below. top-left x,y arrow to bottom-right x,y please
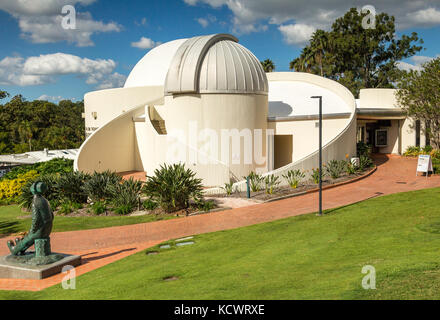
416,155 -> 433,177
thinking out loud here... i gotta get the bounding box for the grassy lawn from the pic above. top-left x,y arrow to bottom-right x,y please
1,188 -> 440,299
0,205 -> 177,237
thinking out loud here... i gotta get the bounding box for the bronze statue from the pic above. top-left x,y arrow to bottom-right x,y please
7,181 -> 54,256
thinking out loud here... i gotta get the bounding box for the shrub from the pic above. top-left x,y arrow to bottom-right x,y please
58,201 -> 73,215
311,168 -> 324,184
143,163 -> 203,213
197,200 -> 216,212
264,174 -> 280,194
56,171 -> 90,203
282,169 -> 305,189
83,170 -> 122,202
346,161 -> 358,175
18,174 -> 60,210
222,182 -> 234,196
91,201 -> 107,215
357,142 -> 371,158
114,204 -> 134,215
142,199 -> 158,211
359,155 -> 374,170
0,170 -> 39,200
325,160 -> 347,179
245,171 -> 264,192
403,146 -> 422,157
423,145 -> 433,154
1,158 -> 73,181
109,178 -> 143,214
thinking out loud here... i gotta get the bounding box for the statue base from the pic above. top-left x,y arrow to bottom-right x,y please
0,253 -> 81,279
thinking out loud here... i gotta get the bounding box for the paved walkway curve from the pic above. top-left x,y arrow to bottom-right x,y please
1,154 -> 440,291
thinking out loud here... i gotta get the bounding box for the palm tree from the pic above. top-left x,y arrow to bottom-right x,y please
310,30 -> 328,76
290,46 -> 314,72
260,59 -> 275,72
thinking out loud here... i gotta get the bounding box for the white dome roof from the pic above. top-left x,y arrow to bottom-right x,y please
124,38 -> 188,88
125,34 -> 268,96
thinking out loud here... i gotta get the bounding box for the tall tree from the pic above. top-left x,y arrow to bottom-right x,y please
0,90 -> 9,100
261,59 -> 275,72
289,8 -> 423,97
396,57 -> 440,148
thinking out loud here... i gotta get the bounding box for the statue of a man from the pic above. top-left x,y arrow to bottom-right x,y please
7,181 -> 54,256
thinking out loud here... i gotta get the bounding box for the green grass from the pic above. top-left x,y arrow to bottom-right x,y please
2,188 -> 440,299
0,205 -> 177,237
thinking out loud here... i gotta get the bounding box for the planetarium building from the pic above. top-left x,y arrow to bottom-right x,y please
75,33 -> 427,190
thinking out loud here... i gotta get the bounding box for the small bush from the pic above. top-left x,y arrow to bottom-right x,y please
346,161 -> 358,175
245,172 -> 264,192
264,174 -> 280,194
404,146 -> 422,157
83,170 -> 122,202
56,171 -> 90,203
142,199 -> 158,211
0,170 -> 39,200
143,163 -> 203,213
197,200 -> 216,212
222,182 -> 234,196
311,168 -> 325,184
114,204 -> 133,215
59,201 -> 73,215
109,178 -> 143,214
357,142 -> 371,158
325,160 -> 347,179
359,155 -> 374,171
282,169 -> 305,189
91,201 -> 107,215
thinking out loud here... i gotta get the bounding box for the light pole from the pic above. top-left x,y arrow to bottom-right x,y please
311,96 -> 323,216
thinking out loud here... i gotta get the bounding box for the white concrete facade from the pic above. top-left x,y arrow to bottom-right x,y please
75,33 -> 425,189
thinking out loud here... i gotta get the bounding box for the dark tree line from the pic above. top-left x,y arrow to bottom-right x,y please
0,92 -> 85,154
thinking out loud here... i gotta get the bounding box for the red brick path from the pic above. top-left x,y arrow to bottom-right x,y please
1,154 -> 439,291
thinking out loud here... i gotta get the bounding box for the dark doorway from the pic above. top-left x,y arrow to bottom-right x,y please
274,135 -> 293,169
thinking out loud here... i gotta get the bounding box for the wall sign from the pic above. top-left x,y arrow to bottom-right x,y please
416,154 -> 433,177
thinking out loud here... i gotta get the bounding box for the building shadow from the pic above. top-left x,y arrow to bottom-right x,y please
269,101 -> 293,117
371,153 -> 389,167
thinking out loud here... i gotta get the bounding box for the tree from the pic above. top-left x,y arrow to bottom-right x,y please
0,91 -> 9,100
396,57 -> 440,148
261,59 -> 275,72
289,8 -> 423,97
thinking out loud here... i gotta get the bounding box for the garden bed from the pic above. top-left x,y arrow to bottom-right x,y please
211,166 -> 376,202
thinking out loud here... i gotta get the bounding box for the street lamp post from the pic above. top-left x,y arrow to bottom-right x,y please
311,96 -> 323,216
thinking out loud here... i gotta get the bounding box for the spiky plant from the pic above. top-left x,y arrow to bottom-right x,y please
109,178 -> 143,214
83,170 -> 122,202
143,163 -> 203,213
264,174 -> 280,195
282,169 -> 305,188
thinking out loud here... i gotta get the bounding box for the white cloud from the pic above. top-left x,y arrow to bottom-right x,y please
397,55 -> 438,72
278,24 -> 316,45
183,0 -> 440,43
131,37 -> 160,49
0,53 -> 125,89
0,0 -> 121,46
96,72 -> 127,90
197,18 -> 209,28
37,95 -> 73,102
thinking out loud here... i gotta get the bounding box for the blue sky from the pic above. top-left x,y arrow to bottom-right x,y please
0,0 -> 439,103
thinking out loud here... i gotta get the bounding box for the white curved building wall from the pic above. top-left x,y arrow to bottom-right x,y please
137,93 -> 268,186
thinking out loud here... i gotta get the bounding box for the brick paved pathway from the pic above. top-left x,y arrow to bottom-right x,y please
1,154 -> 439,291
